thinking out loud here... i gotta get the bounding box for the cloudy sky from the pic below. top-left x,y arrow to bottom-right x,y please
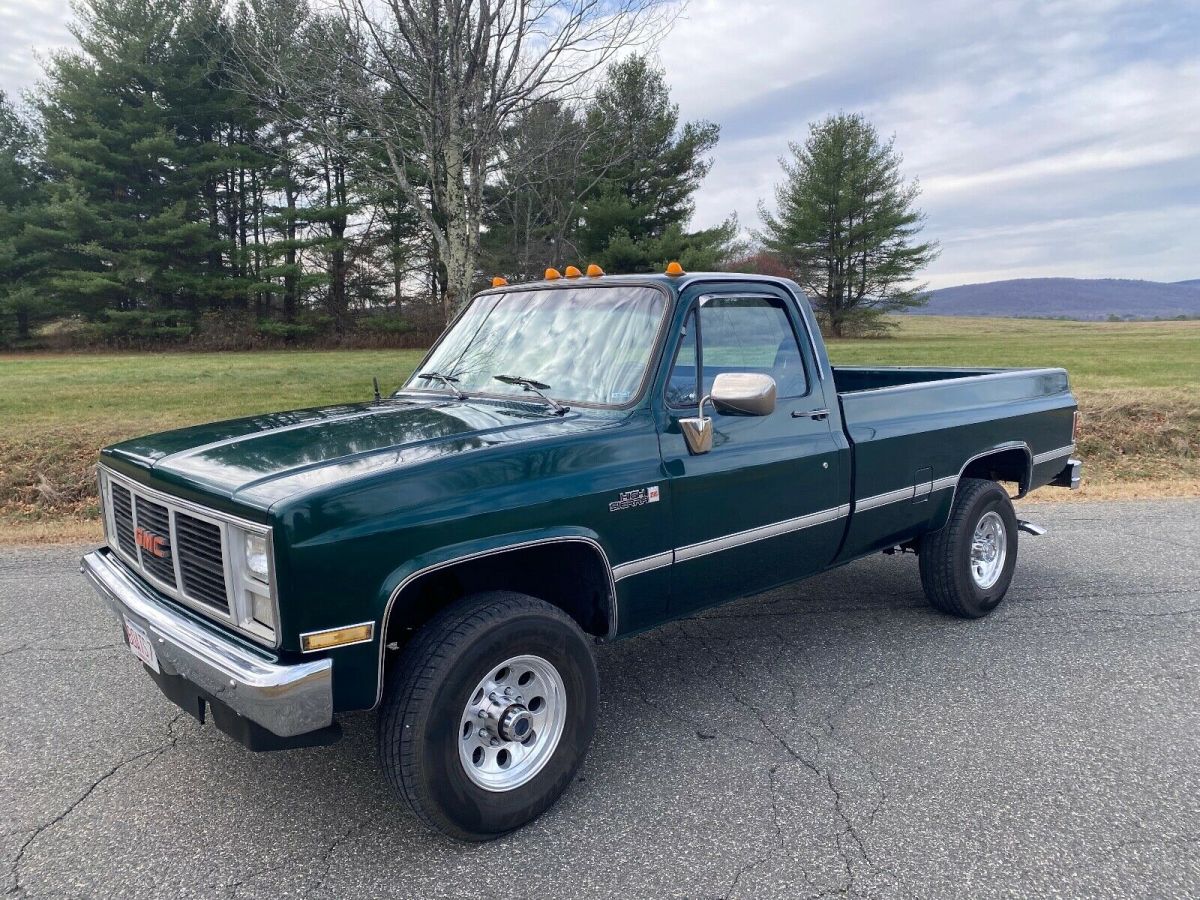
3,0 -> 1197,287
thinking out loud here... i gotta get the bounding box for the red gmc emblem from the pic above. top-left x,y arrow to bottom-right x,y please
134,526 -> 170,559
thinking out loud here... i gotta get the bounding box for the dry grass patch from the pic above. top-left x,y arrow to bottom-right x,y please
0,519 -> 103,546
1074,388 -> 1200,484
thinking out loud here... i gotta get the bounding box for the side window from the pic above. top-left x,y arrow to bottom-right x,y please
667,296 -> 808,407
665,308 -> 700,407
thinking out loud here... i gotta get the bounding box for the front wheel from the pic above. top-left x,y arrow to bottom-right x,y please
378,591 -> 598,841
919,478 -> 1019,618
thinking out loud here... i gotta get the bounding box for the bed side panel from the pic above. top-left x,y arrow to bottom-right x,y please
837,368 -> 1076,562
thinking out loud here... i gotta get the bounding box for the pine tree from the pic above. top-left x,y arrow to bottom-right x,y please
162,0 -> 264,310
480,99 -> 592,280
35,0 -> 260,324
578,56 -> 734,273
759,113 -> 938,337
0,91 -> 47,341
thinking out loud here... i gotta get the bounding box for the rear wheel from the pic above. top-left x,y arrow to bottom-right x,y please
378,591 -> 598,841
919,478 -> 1019,618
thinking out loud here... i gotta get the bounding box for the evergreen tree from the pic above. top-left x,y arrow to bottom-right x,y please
35,0 -> 259,323
162,0 -> 264,309
233,0 -> 328,321
293,14 -> 364,326
759,112 -> 938,337
0,91 -> 48,340
578,56 -> 734,272
480,99 -> 592,280
0,91 -> 39,208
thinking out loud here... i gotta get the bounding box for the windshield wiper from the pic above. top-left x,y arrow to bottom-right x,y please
416,371 -> 467,401
493,375 -> 570,416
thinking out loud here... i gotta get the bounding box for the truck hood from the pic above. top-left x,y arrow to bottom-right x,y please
102,397 -> 614,509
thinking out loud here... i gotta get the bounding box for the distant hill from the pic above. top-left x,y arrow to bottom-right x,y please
912,278 -> 1200,320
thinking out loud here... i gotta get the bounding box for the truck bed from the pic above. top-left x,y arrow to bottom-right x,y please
833,365 -> 1005,393
833,365 -> 1077,562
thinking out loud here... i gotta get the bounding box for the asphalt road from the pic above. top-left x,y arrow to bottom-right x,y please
3,499 -> 1199,899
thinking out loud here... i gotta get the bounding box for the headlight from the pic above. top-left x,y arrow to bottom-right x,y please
234,527 -> 275,634
244,532 -> 270,583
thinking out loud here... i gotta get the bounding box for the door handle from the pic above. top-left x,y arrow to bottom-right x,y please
793,408 -> 830,420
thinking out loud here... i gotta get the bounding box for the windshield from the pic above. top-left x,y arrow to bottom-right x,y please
403,286 -> 667,407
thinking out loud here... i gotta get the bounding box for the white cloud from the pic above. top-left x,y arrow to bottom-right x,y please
0,0 -> 72,104
661,0 -> 1200,284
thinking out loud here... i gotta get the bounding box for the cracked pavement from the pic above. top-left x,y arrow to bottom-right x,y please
2,499 -> 1199,898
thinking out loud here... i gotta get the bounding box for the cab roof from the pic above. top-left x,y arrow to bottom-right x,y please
479,271 -> 804,298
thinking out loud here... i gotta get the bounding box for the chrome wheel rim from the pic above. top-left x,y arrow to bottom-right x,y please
970,510 -> 1007,590
458,654 -> 566,792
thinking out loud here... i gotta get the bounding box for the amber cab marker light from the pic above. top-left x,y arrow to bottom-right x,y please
491,276 -> 508,287
301,622 -> 375,653
564,265 -> 582,278
545,267 -> 562,280
665,261 -> 685,276
586,263 -> 605,277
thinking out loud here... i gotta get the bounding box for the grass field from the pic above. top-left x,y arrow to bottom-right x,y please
2,317 -> 1197,542
828,317 -> 1200,503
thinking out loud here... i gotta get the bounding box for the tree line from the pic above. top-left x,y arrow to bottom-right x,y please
0,0 -> 935,347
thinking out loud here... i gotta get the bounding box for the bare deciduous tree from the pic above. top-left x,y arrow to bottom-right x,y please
240,0 -> 676,317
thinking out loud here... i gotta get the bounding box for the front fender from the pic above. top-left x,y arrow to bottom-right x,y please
374,525 -> 615,615
366,525 -> 617,709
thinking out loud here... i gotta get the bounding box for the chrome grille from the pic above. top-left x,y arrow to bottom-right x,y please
98,466 -> 276,646
111,483 -> 136,557
134,496 -> 177,588
175,513 -> 229,614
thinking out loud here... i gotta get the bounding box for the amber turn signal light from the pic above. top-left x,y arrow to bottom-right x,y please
300,623 -> 375,653
545,268 -> 561,280
665,261 -> 685,276
564,265 -> 582,278
491,276 -> 508,287
586,263 -> 605,277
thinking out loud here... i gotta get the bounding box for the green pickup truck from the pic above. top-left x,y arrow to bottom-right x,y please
82,270 -> 1081,840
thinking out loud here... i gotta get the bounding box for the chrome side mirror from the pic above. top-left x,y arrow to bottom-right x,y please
679,373 -> 777,455
710,372 -> 777,417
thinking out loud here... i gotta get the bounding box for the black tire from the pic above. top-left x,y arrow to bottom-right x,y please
919,478 -> 1019,618
378,591 -> 598,841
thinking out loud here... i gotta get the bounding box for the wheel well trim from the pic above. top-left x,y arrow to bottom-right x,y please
371,533 -> 617,708
940,441 -> 1033,528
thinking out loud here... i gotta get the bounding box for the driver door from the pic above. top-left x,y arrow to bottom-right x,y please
659,287 -> 847,615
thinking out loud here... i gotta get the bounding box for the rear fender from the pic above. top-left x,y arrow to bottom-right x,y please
932,442 -> 1033,531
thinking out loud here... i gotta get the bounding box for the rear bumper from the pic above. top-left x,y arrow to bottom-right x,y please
1052,457 -> 1083,491
81,548 -> 333,739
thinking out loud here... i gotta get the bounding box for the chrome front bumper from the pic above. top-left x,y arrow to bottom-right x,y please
82,548 -> 332,738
